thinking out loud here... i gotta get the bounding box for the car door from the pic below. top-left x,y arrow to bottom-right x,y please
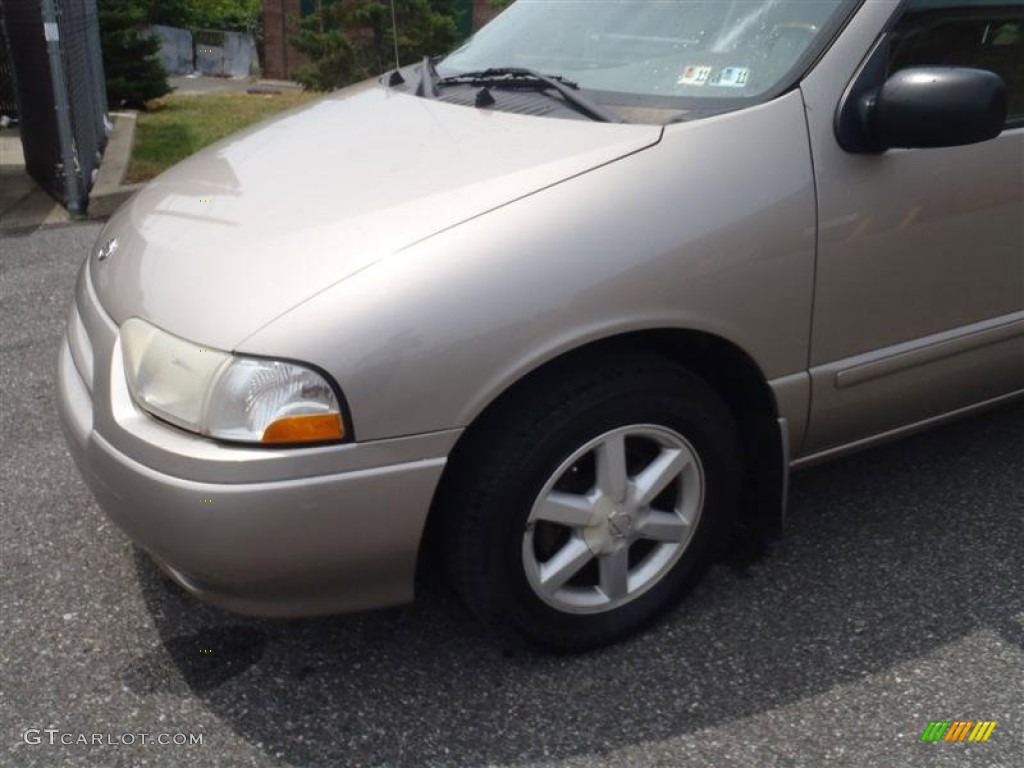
798,0 -> 1024,457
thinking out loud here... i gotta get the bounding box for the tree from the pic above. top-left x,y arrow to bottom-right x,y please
290,0 -> 459,91
290,16 -> 358,90
99,0 -> 170,107
186,0 -> 262,31
149,0 -> 262,31
148,0 -> 192,28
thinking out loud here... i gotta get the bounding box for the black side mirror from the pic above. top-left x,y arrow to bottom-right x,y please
838,66 -> 1007,153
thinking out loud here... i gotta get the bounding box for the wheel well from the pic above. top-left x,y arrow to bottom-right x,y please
419,330 -> 785,579
644,330 -> 785,542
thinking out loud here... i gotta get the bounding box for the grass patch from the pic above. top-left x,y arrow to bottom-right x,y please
126,91 -> 317,183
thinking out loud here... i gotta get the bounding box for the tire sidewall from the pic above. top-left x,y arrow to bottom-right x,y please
480,370 -> 739,649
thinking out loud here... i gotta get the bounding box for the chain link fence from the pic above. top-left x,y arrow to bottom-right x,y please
1,0 -> 108,213
0,29 -> 18,119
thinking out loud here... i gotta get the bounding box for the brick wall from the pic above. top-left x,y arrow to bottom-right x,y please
473,0 -> 501,30
262,0 -> 308,80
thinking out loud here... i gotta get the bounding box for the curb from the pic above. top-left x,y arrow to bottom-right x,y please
88,111 -> 142,219
247,79 -> 304,95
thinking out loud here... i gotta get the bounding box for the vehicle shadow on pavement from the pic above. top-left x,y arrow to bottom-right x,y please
124,403 -> 1024,767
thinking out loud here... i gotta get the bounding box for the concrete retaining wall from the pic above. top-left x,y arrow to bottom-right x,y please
149,26 -> 259,78
149,25 -> 194,75
196,30 -> 259,78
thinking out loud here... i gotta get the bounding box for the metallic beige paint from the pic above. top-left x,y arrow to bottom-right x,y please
241,92 -> 818,443
58,263 -> 452,615
58,1 -> 1024,617
90,85 -> 661,351
799,1 -> 1024,454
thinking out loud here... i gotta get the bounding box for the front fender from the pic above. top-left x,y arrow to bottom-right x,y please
240,91 -> 816,443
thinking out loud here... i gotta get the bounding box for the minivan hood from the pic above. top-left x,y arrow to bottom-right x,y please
92,83 -> 662,350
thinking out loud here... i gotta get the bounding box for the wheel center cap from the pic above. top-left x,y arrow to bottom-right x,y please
608,510 -> 634,538
586,497 -> 635,553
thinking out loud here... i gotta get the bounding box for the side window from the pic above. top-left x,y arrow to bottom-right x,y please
888,0 -> 1024,126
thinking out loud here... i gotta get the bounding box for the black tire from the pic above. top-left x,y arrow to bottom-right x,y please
440,352 -> 741,651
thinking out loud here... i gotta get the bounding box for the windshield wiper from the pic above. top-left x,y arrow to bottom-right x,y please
416,56 -> 439,98
435,67 -> 625,123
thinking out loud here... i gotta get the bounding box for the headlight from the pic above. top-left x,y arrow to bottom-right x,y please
120,318 -> 346,445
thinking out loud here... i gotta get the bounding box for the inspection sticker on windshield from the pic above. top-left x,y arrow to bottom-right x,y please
678,65 -> 712,87
710,67 -> 750,88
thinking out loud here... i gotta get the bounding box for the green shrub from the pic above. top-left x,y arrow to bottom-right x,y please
290,0 -> 459,91
98,0 -> 171,108
152,0 -> 263,31
185,0 -> 263,31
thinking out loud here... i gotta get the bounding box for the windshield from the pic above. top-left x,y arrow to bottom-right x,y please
441,0 -> 850,107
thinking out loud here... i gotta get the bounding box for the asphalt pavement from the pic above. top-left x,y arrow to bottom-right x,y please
2,222 -> 1022,767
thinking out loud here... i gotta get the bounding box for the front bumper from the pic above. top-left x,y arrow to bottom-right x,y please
56,260 -> 458,617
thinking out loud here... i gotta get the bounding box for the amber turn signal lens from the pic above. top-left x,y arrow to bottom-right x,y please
261,413 -> 345,444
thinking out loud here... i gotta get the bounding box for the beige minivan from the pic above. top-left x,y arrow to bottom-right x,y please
58,0 -> 1023,650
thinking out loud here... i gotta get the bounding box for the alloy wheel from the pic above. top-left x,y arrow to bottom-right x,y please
522,424 -> 705,614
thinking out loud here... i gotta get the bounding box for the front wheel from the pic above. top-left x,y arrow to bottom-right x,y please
442,354 -> 741,651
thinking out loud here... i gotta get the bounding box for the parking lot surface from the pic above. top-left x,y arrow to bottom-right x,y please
2,222 -> 1022,767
